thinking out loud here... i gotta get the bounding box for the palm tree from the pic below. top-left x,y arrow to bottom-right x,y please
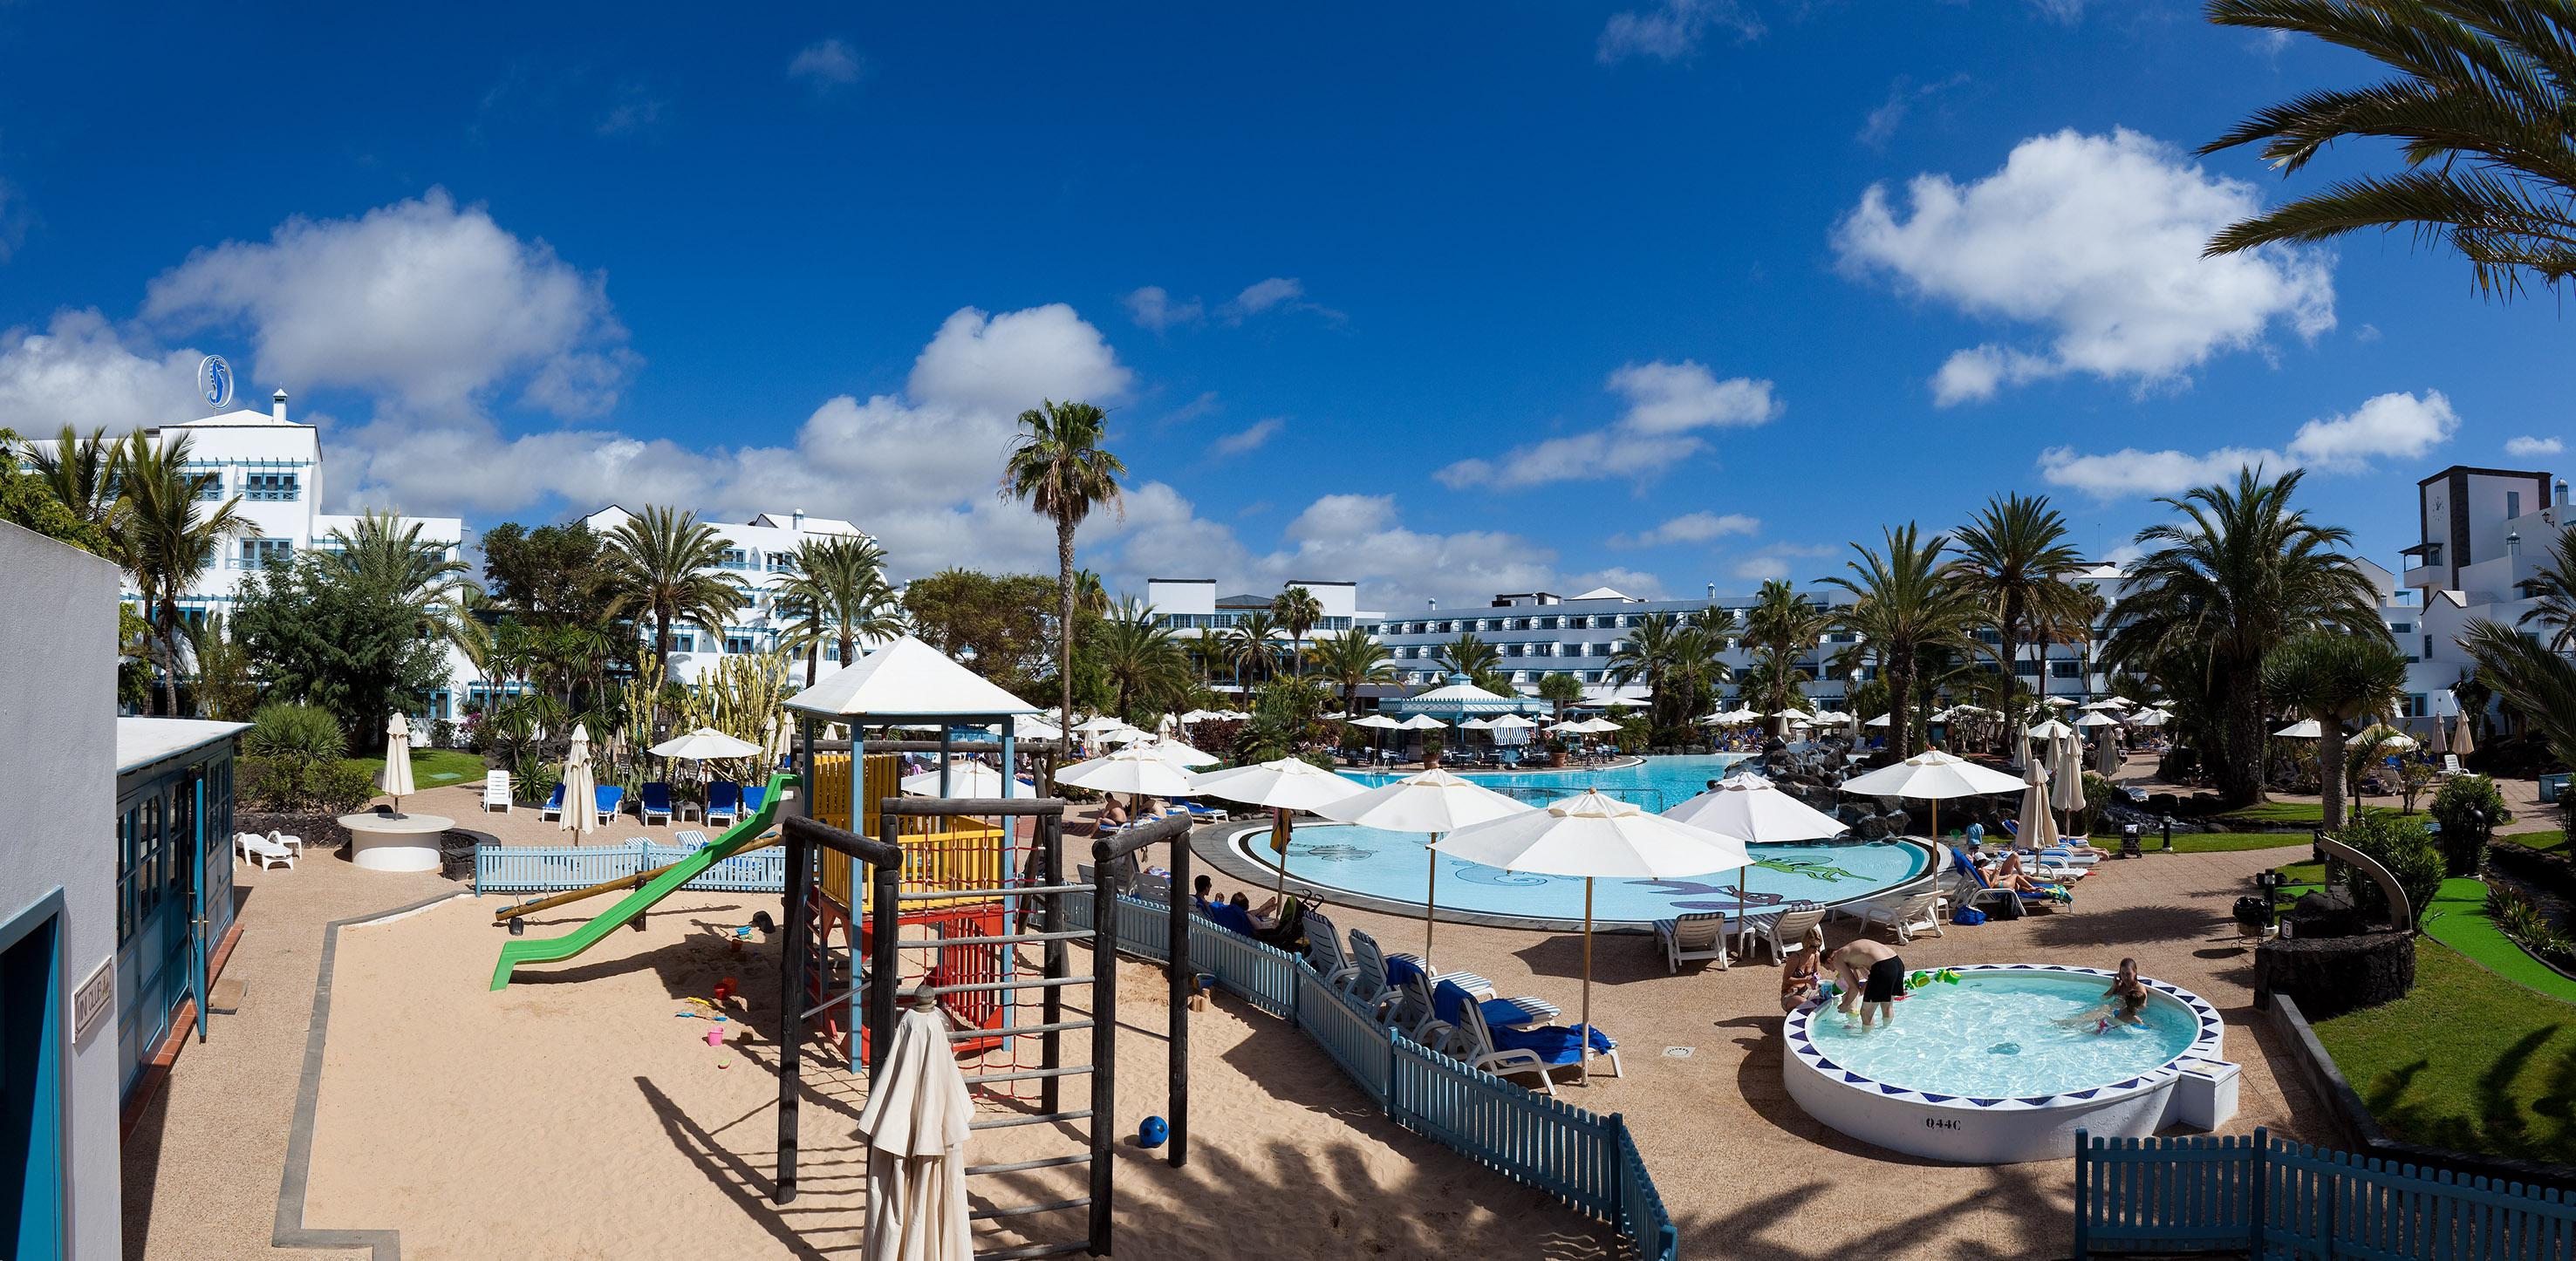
2264,631 -> 2410,829
1270,585 -> 1325,675
1310,628 -> 1397,718
2200,1 -> 2576,297
779,535 -> 900,685
26,425 -> 122,527
1434,631 -> 1500,681
1223,610 -> 1282,687
2460,618 -> 2576,827
1092,599 -> 1188,722
1822,524 -> 1981,760
1607,613 -> 1692,733
109,433 -> 253,715
601,506 -> 746,683
2101,467 -> 2387,806
325,510 -> 483,653
1950,492 -> 2085,712
2514,525 -> 2576,651
1741,579 -> 1831,724
1536,671 -> 1586,726
1070,567 -> 1111,619
1001,399 -> 1125,739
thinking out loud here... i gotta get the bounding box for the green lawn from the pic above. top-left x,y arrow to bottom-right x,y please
2214,801 -> 2325,826
2166,831 -> 2320,854
2419,876 -> 2576,1004
345,747 -> 488,790
2312,939 -> 2576,1165
2500,829 -> 2570,856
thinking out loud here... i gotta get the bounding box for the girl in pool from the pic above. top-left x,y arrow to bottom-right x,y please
1779,927 -> 1827,1014
2101,958 -> 2138,999
2056,981 -> 2149,1033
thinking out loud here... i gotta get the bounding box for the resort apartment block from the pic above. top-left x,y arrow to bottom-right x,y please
16,392 -> 493,720
2401,465 -> 2576,727
577,505 -> 883,689
1142,577 -> 1382,669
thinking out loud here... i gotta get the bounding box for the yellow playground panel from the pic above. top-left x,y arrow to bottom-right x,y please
809,753 -> 1017,913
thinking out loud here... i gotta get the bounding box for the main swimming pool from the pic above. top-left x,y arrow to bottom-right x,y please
1209,756 -> 1932,928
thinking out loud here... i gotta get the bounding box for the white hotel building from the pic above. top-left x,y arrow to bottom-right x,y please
577,504 -> 882,687
2401,464 -> 2574,730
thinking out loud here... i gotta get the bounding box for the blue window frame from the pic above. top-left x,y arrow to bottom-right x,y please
238,539 -> 292,569
243,472 -> 298,502
724,633 -> 755,655
2,889 -> 68,1261
718,549 -> 748,570
186,465 -> 224,501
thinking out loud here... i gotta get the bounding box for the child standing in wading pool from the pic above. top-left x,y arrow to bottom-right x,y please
1828,938 -> 1905,1029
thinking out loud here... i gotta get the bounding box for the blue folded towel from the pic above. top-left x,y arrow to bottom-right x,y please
1493,1024 -> 1616,1061
1383,955 -> 1425,988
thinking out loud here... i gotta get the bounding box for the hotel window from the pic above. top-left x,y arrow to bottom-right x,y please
2509,491 -> 2523,519
244,471 -> 299,501
719,548 -> 748,570
768,553 -> 799,574
2388,622 -> 2414,636
2051,661 -> 2081,678
188,465 -> 224,501
2403,693 -> 2429,718
239,538 -> 292,569
664,631 -> 696,653
725,633 -> 756,655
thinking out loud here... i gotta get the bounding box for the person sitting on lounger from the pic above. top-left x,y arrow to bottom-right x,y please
1993,849 -> 2046,894
1192,875 -> 1218,916
1827,938 -> 1905,1029
1780,927 -> 1827,1013
1228,891 -> 1286,933
1097,797 -> 1131,830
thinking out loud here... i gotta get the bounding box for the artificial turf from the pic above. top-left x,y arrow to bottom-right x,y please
2418,876 -> 2576,1005
2499,829 -> 2569,856
2163,831 -> 2320,854
345,747 -> 489,790
2312,939 -> 2576,1166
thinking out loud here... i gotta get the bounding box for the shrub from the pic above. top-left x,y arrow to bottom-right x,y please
430,717 -> 456,749
2335,813 -> 2446,930
246,702 -> 347,766
304,760 -> 378,814
2429,774 -> 2510,877
2485,884 -> 2576,969
514,755 -> 561,808
240,757 -> 304,812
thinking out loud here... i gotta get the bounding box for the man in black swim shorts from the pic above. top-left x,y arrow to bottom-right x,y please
1828,938 -> 1907,1029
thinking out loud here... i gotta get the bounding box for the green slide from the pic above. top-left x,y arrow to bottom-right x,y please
489,773 -> 795,990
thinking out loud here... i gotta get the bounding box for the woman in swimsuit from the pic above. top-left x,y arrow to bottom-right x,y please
1779,927 -> 1827,1013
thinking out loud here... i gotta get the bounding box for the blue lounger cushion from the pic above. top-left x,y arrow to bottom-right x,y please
1492,1024 -> 1616,1062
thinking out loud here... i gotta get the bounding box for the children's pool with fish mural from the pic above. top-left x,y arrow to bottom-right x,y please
1224,822 -> 1933,926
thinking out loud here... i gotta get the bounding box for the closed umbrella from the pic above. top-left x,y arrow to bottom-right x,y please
559,722 -> 598,843
1312,768 -> 1532,969
2051,733 -> 2087,835
2454,709 -> 2477,756
1840,749 -> 2026,841
2096,732 -> 2122,779
1191,758 -> 1370,898
858,990 -> 974,1261
2427,712 -> 2450,755
380,712 -> 416,817
1433,792 -> 1751,1082
2016,733 -> 2062,851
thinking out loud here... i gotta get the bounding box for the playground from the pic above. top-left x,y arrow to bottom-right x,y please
297,885 -> 1611,1258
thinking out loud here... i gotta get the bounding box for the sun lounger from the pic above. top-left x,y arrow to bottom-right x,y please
1131,872 -> 1172,903
1739,903 -> 1825,964
741,785 -> 767,815
267,829 -> 304,857
1944,846 -> 2069,917
1445,979 -> 1619,1097
537,784 -> 567,820
1302,910 -> 1360,988
1172,799 -> 1230,822
1652,911 -> 1731,972
704,781 -> 741,828
481,770 -> 510,813
639,781 -> 674,826
1854,890 -> 1945,942
239,832 -> 295,871
1342,930 -> 1403,1019
592,785 -> 625,827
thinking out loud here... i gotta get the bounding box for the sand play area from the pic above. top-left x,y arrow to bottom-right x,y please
299,890 -> 1614,1260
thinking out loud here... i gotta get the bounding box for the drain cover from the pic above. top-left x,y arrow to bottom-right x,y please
1663,1046 -> 1694,1059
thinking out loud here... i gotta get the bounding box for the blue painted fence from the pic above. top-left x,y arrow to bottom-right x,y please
1067,890 -> 1678,1261
2075,1127 -> 2576,1259
471,840 -> 788,895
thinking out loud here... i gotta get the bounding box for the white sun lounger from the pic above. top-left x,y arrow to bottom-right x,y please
1652,911 -> 1730,971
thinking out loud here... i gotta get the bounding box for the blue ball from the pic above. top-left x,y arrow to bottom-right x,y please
1138,1115 -> 1169,1149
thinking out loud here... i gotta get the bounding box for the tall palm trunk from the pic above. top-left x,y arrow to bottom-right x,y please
156,591 -> 183,717
805,642 -> 819,688
1056,521 -> 1076,737
838,630 -> 856,674
1888,654 -> 1913,759
2222,660 -> 2265,807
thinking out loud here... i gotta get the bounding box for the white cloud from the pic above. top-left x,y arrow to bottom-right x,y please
1210,417 -> 1284,457
1732,556 -> 1790,582
1438,359 -> 1780,489
2102,542 -> 2146,568
1597,0 -> 1762,64
595,85 -> 665,135
1219,276 -> 1342,325
2028,0 -> 2087,23
903,303 -> 1132,419
2037,389 -> 2457,497
1610,511 -> 1760,548
1858,73 -> 1969,148
1835,128 -> 2335,405
2506,435 -> 2565,458
1124,286 -> 1203,332
0,309 -> 206,434
788,39 -> 864,92
142,189 -> 635,418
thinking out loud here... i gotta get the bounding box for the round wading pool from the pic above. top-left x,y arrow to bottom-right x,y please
1208,820 -> 1932,930
1781,964 -> 2228,1163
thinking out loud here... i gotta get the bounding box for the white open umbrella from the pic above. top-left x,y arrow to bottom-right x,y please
559,722 -> 598,843
1076,715 -> 1127,734
2274,719 -> 2323,739
1055,746 -> 1199,799
651,726 -> 764,760
2027,718 -> 2077,741
858,992 -> 974,1261
380,712 -> 416,816
2041,696 -> 2078,707
1192,757 -> 1370,896
1346,714 -> 1402,729
2072,711 -> 2121,729
1565,717 -> 1623,734
1864,712 -> 1892,727
899,760 -> 1026,797
1312,768 -> 1532,970
1486,713 -> 1538,729
1434,792 -> 1750,1082
1664,771 -> 1846,942
1395,714 -> 1449,731
1458,717 -> 1495,731
1841,749 -> 2026,840
2377,732 -> 2419,752
1101,726 -> 1151,746
2128,708 -> 2170,727
1139,738 -> 1221,767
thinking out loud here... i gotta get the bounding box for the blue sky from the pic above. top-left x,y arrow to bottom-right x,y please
3,1 -> 2566,610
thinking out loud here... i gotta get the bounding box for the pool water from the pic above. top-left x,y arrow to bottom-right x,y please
1805,971 -> 2199,1098
1349,753 -> 1757,815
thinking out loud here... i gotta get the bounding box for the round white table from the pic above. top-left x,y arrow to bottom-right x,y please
338,812 -> 454,873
